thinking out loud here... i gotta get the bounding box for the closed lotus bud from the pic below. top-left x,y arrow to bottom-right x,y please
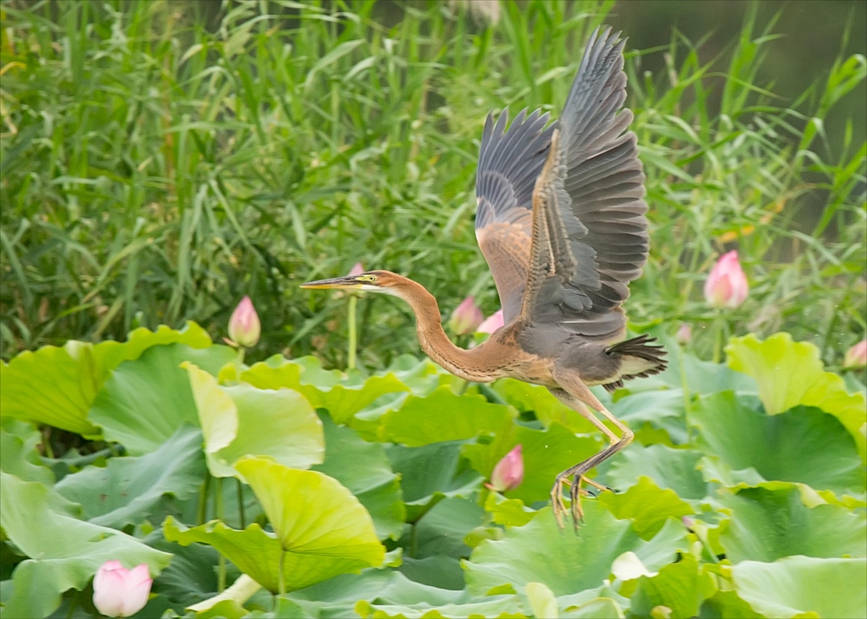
347,262 -> 365,277
449,296 -> 484,335
843,339 -> 867,369
675,323 -> 692,345
477,309 -> 505,334
92,561 -> 152,618
228,296 -> 261,347
704,250 -> 749,309
485,444 -> 524,492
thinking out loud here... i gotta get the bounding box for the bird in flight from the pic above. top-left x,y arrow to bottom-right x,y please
303,27 -> 666,529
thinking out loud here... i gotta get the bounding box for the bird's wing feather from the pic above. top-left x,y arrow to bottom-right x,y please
475,109 -> 556,324
520,27 -> 648,341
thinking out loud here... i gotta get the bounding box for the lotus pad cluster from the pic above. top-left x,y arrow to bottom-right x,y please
1,326 -> 864,618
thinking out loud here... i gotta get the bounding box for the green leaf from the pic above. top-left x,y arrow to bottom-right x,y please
606,444 -> 711,502
717,484 -> 867,563
464,502 -> 689,597
89,343 -> 236,455
185,457 -> 384,592
0,417 -> 54,485
0,343 -> 102,436
462,423 -> 601,505
610,390 -> 689,445
732,556 -> 866,618
386,441 -> 483,522
726,333 -> 867,461
484,493 -> 537,528
689,393 -> 865,495
0,472 -> 171,619
598,476 -> 694,538
53,425 -> 206,528
413,497 -> 486,560
241,356 -> 410,424
312,414 -> 405,540
378,385 -> 515,446
354,596 -> 527,619
492,378 -> 596,434
0,323 -> 213,437
186,365 -> 325,478
628,555 -> 717,619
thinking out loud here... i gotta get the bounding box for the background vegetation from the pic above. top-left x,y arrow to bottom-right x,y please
1,0 -> 865,369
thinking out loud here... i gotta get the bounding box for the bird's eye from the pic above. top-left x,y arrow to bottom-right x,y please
359,274 -> 377,283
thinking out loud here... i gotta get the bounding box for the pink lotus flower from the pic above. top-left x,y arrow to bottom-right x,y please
485,444 -> 524,492
704,251 -> 749,309
92,561 -> 152,618
843,339 -> 867,369
675,323 -> 692,345
347,262 -> 365,277
228,296 -> 261,347
449,296 -> 484,335
477,309 -> 505,334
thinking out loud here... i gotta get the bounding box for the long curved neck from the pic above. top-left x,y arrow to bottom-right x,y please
397,280 -> 495,382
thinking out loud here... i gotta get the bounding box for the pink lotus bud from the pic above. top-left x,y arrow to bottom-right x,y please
485,444 -> 524,492
228,296 -> 260,348
347,262 -> 365,277
704,251 -> 749,309
477,309 -> 505,334
93,561 -> 152,618
449,296 -> 484,335
843,339 -> 867,369
675,323 -> 692,345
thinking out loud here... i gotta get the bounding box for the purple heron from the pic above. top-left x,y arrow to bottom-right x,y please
302,28 -> 667,528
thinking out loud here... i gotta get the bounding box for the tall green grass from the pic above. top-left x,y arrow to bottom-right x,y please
1,0 -> 865,369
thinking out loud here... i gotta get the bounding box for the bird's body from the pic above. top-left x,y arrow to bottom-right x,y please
303,28 -> 667,528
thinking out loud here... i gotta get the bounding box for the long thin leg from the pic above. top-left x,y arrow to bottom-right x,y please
549,372 -> 634,530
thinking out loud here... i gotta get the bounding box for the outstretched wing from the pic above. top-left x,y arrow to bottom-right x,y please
521,27 -> 648,342
475,109 -> 556,324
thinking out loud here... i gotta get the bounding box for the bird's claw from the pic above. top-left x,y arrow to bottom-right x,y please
551,471 -> 614,530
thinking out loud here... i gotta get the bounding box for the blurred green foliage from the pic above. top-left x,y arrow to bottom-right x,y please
1,0 -> 865,369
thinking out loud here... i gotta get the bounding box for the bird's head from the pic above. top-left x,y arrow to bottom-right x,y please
301,270 -> 408,296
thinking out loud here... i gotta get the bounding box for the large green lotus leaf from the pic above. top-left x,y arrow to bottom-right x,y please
492,378 -> 596,434
164,513 -> 380,595
464,502 -> 689,596
377,386 -> 515,447
639,339 -> 757,395
598,476 -> 693,538
0,417 -> 53,485
484,493 -> 537,528
731,556 -> 866,618
143,528 -> 221,609
414,497 -> 486,560
0,472 -> 171,618
398,555 -> 465,591
717,484 -> 866,563
312,414 -> 405,540
386,441 -> 484,522
609,389 -> 689,445
186,365 -> 325,477
689,392 -> 865,495
700,590 -> 768,618
88,343 -> 236,455
238,457 -> 384,585
53,425 -> 206,529
241,356 -> 410,424
627,555 -> 717,618
354,596 -> 526,618
462,423 -> 602,505
726,333 -> 867,461
605,444 -> 711,501
0,323 -> 212,438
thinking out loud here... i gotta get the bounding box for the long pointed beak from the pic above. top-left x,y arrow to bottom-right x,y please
300,276 -> 363,290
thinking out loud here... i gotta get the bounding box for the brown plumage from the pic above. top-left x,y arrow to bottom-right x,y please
302,28 -> 667,529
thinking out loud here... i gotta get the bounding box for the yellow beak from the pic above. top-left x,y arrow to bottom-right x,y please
300,276 -> 363,290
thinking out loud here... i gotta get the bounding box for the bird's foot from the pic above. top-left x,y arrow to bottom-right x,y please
551,468 -> 613,530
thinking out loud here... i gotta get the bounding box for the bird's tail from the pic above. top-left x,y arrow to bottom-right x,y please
602,334 -> 668,392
